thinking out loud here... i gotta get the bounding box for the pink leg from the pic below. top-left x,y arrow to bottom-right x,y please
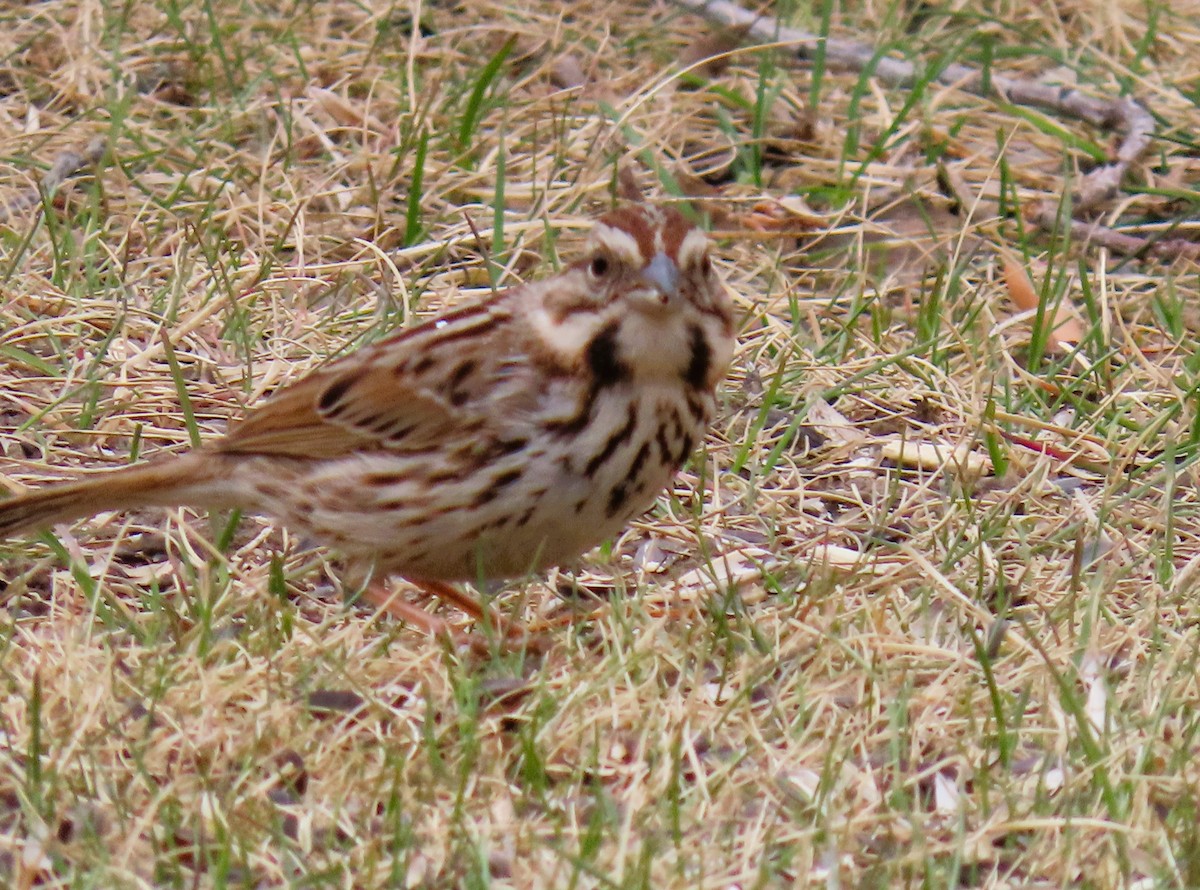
360,579 -> 548,654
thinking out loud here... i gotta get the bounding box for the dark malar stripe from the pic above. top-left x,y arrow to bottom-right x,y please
586,322 -> 629,387
683,324 -> 711,389
543,323 -> 630,437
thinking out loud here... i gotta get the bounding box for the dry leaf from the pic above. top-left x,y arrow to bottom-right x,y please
880,438 -> 992,477
674,545 -> 775,594
679,26 -> 749,76
806,543 -> 870,570
934,772 -> 960,814
804,398 -> 862,447
740,198 -> 825,235
1000,254 -> 1085,348
1080,654 -> 1107,734
307,86 -> 386,133
550,53 -> 588,90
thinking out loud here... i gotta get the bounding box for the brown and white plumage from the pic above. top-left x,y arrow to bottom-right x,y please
0,204 -> 734,630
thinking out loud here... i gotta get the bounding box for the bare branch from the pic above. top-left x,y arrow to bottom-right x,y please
0,136 -> 107,226
671,0 -> 1156,218
1031,207 -> 1200,262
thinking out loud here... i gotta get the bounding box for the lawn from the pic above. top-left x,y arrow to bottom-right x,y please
1,0 -> 1199,886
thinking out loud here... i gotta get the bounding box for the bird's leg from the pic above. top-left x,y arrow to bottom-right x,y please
415,579 -> 536,648
413,579 -> 490,624
360,578 -> 546,654
360,580 -> 463,646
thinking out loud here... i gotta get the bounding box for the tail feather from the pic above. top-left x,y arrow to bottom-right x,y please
0,454 -> 229,541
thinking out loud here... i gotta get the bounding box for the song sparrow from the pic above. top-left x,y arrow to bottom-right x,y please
0,204 -> 735,642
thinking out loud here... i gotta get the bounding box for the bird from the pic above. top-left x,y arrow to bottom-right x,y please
0,203 -> 735,646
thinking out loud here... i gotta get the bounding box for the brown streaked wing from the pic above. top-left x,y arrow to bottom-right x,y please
216,298 -> 519,459
214,368 -> 455,458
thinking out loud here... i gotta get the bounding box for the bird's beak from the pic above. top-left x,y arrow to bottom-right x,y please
632,252 -> 681,311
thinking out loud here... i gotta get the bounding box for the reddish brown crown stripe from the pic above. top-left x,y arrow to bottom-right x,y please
659,208 -> 694,259
596,206 -> 656,260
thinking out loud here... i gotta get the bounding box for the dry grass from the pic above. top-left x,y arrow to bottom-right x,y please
2,0 -> 1200,886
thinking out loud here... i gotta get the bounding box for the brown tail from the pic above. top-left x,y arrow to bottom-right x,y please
0,453 -> 235,541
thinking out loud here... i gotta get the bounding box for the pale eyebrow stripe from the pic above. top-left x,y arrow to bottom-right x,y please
592,224 -> 644,264
677,228 -> 708,268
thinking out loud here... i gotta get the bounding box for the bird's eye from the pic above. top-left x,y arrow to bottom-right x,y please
589,256 -> 609,278
699,254 -> 712,275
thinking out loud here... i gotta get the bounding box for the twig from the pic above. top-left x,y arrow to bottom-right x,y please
670,0 -> 1162,245
0,136 -> 107,226
1030,207 -> 1200,262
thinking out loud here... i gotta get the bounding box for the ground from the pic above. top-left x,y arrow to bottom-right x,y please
1,0 -> 1199,886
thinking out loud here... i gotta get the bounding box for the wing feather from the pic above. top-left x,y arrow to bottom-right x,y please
216,299 -> 521,459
